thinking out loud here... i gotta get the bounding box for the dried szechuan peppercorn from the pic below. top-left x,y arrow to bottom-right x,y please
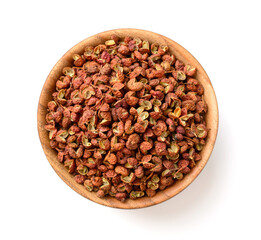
45,35 -> 208,201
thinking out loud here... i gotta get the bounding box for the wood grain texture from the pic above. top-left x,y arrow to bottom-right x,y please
37,29 -> 219,209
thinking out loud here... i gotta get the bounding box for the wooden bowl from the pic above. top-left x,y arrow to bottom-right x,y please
37,29 -> 218,209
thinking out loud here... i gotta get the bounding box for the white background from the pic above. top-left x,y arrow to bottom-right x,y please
0,0 -> 260,239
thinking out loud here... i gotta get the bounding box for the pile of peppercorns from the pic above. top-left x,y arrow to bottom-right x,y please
45,35 -> 208,201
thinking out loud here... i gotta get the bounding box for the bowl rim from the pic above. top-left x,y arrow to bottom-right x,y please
37,28 -> 219,209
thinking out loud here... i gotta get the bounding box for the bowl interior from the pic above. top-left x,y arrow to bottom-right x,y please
37,29 -> 218,209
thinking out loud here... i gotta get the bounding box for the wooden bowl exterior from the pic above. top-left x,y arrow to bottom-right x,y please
37,29 -> 218,209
